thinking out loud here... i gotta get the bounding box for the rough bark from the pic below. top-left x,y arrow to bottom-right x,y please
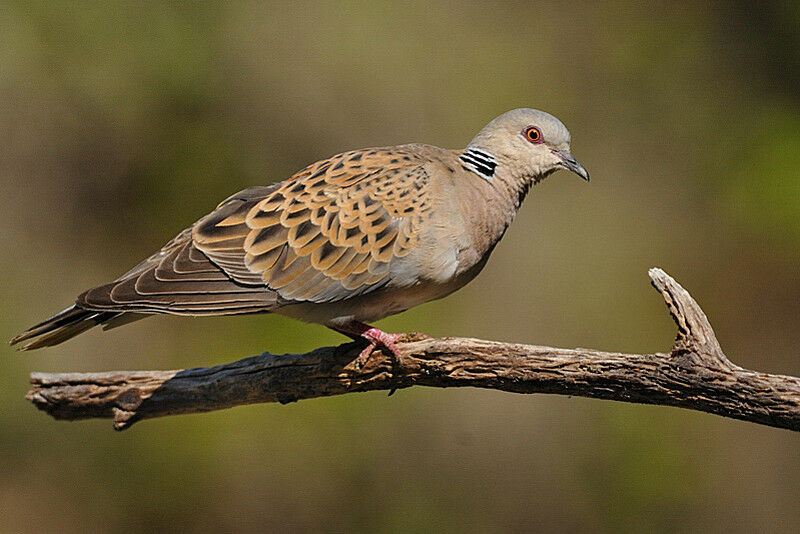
26,268 -> 800,431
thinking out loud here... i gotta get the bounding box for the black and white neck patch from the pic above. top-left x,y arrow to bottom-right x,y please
459,148 -> 496,181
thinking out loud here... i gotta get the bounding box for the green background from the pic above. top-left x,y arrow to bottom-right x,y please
1,2 -> 798,532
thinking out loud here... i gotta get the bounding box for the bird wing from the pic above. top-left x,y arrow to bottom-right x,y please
77,147 -> 432,314
194,146 -> 432,303
77,215 -> 280,314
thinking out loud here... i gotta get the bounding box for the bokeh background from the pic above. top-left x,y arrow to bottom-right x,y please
2,2 -> 799,532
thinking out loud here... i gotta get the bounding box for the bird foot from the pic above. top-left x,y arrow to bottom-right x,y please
330,322 -> 406,393
353,328 -> 405,396
355,327 -> 403,367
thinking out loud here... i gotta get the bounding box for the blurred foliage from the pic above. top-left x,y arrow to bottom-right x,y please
720,110 -> 800,247
1,1 -> 798,533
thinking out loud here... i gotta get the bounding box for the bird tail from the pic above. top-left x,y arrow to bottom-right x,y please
9,305 -> 138,351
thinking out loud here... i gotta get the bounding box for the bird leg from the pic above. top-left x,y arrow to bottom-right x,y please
330,321 -> 404,371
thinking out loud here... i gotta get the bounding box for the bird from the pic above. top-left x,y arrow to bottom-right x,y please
11,108 -> 589,361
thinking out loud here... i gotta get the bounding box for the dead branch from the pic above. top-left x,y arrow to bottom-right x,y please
26,268 -> 800,431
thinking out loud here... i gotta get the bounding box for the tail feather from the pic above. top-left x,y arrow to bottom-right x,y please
10,305 -> 123,351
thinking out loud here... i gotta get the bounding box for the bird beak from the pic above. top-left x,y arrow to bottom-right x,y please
553,151 -> 590,182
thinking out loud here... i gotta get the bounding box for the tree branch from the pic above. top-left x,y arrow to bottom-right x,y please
26,268 -> 800,431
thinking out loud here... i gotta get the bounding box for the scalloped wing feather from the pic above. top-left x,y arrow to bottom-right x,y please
74,147 -> 433,315
194,147 -> 432,303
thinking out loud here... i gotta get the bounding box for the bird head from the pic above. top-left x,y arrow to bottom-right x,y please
467,108 -> 589,183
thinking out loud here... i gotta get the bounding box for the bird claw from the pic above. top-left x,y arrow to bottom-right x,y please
332,322 -> 407,394
353,329 -> 403,370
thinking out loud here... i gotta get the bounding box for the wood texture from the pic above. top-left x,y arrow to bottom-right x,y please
26,269 -> 800,431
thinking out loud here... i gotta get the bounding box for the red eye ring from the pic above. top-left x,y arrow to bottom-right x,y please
523,126 -> 543,144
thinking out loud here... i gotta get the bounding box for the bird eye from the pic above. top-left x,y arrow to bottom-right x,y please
523,126 -> 542,144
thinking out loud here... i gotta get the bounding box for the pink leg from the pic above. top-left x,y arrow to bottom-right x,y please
330,321 -> 404,365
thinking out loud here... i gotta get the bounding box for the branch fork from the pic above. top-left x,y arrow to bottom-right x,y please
26,268 -> 800,431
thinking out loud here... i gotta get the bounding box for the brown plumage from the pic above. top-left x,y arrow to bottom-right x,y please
11,108 -> 588,353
